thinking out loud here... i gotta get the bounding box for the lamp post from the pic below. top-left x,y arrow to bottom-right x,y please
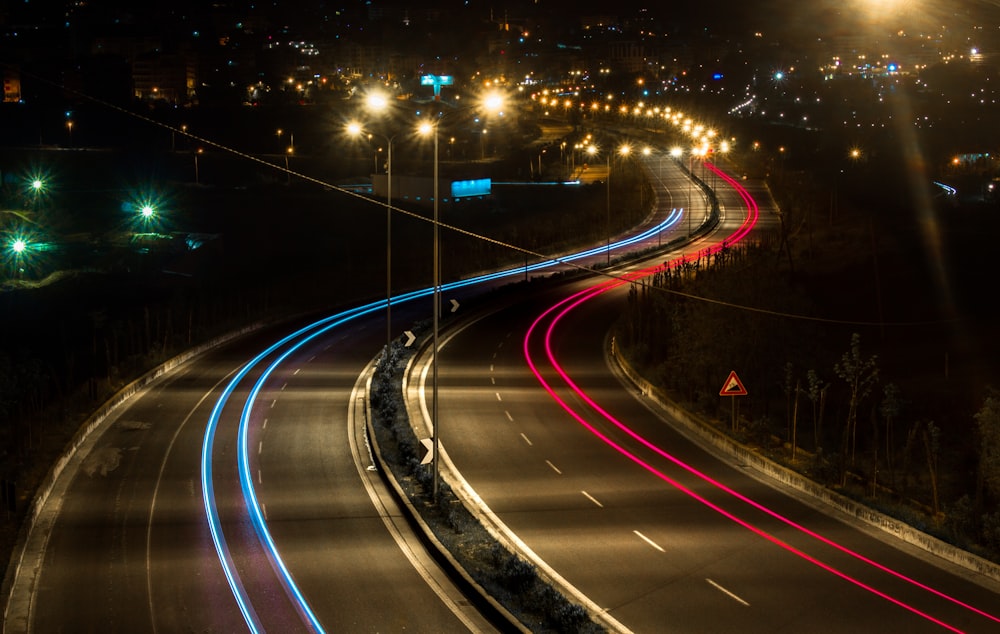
419,90 -> 505,503
690,148 -> 703,236
641,146 -> 651,213
670,146 -> 693,237
607,150 -> 610,264
419,120 -> 441,501
347,118 -> 396,350
713,140 -> 730,193
194,148 -> 203,185
589,143 -> 630,264
432,125 -> 440,503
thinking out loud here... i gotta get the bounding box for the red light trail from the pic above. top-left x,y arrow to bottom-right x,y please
523,162 -> 999,632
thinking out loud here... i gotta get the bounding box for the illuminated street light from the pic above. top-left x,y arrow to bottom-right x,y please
366,91 -> 389,112
588,143 -> 632,265
483,91 -> 504,113
418,91 -> 506,503
417,118 -> 442,502
347,114 -> 397,350
194,148 -> 204,184
670,146 -> 697,237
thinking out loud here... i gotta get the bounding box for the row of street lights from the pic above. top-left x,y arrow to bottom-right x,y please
584,142 -> 633,265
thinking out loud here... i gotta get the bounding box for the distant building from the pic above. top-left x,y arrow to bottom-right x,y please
132,51 -> 196,103
607,41 -> 645,73
91,34 -> 197,104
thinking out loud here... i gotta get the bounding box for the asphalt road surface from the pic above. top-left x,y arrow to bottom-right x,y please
408,169 -> 1000,632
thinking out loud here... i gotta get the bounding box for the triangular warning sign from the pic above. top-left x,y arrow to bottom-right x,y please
719,370 -> 748,396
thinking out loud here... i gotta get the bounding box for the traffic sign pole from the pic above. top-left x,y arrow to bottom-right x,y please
719,370 -> 747,431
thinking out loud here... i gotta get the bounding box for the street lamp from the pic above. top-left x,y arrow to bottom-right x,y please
418,90 -> 505,502
588,142 -> 630,264
671,146 -> 695,237
418,119 -> 442,501
194,148 -> 203,185
347,115 -> 397,351
717,140 -> 730,172
172,124 -> 187,152
611,144 -> 631,264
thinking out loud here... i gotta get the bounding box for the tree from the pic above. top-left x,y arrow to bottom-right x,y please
974,388 -> 1000,510
783,361 -> 794,443
834,333 -> 879,481
878,383 -> 902,493
806,369 -> 828,453
921,420 -> 942,517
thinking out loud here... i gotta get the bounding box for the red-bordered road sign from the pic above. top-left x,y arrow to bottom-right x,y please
719,370 -> 748,396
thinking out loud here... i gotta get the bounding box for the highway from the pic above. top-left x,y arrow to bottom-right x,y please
8,315 -> 490,632
4,150 -> 695,630
409,165 -> 1000,632
19,147 -> 988,632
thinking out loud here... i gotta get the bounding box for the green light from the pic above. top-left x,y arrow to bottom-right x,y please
11,239 -> 26,254
31,179 -> 43,191
141,205 -> 155,219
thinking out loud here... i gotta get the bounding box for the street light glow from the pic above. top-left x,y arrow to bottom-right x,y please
482,91 -> 505,114
11,239 -> 26,254
366,91 -> 389,112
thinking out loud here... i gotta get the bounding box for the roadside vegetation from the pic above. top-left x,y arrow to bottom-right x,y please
613,159 -> 1000,564
369,335 -> 602,633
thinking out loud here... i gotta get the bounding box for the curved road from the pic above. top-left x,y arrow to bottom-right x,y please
4,150 -> 695,631
8,315 -> 488,632
411,166 -> 1000,632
